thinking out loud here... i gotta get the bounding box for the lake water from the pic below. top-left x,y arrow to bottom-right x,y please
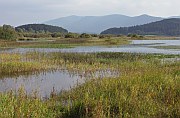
2,40 -> 180,55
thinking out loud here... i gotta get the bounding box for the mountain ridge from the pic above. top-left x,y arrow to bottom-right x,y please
44,14 -> 163,34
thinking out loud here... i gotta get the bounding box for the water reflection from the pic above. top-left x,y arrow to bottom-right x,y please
0,70 -> 83,98
0,69 -> 119,98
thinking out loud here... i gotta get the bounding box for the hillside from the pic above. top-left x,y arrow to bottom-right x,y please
101,18 -> 180,36
15,24 -> 68,33
44,14 -> 163,34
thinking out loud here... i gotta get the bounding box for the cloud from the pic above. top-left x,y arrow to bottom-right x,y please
0,0 -> 180,26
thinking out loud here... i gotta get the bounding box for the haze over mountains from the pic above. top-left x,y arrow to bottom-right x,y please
45,14 -> 163,34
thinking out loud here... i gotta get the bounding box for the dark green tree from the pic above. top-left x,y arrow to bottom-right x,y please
0,25 -> 17,40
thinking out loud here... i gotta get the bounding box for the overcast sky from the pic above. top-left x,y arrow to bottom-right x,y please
1,0 -> 180,26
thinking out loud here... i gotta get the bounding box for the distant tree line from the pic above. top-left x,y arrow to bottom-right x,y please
64,33 -> 93,38
64,33 -> 120,39
101,18 -> 180,36
1,23 -> 129,41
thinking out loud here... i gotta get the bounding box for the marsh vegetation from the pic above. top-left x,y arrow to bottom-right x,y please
0,50 -> 179,118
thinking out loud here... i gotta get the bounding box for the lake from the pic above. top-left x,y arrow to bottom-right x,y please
2,39 -> 180,55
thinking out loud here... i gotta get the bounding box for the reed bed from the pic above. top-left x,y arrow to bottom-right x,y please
0,53 -> 47,79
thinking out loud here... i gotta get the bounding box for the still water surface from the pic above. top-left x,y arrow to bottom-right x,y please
0,69 -> 119,98
0,70 -> 83,98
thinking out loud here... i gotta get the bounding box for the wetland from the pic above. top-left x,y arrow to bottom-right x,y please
0,36 -> 179,118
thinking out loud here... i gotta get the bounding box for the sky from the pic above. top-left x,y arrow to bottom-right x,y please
0,0 -> 180,26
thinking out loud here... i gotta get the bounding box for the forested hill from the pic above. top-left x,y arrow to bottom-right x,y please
15,24 -> 68,33
101,18 -> 180,36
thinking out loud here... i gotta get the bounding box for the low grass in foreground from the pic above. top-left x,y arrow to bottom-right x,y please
54,54 -> 180,118
0,52 -> 179,118
0,89 -> 56,118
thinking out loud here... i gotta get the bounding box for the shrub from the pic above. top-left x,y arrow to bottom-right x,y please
79,33 -> 91,38
65,33 -> 79,38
